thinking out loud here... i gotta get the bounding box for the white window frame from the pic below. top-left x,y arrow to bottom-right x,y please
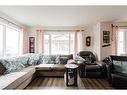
0,22 -> 20,57
0,24 -> 4,56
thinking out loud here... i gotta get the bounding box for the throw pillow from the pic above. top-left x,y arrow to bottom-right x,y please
59,57 -> 68,64
0,63 -> 6,75
55,55 -> 60,64
0,57 -> 25,74
15,56 -> 29,67
38,54 -> 44,64
27,53 -> 40,66
42,55 -> 56,64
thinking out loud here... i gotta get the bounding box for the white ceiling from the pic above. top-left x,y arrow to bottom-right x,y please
0,6 -> 127,27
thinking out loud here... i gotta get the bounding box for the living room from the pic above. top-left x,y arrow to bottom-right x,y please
0,3 -> 127,95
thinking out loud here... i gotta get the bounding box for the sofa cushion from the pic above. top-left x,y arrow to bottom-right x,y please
55,56 -> 60,64
41,55 -> 59,64
0,67 -> 35,89
0,63 -> 6,75
121,62 -> 127,74
0,72 -> 27,89
53,64 -> 65,71
113,60 -> 122,72
112,60 -> 127,74
27,53 -> 40,66
38,54 -> 44,64
17,55 -> 29,67
36,64 -> 54,70
59,57 -> 68,64
42,55 -> 54,64
0,58 -> 25,74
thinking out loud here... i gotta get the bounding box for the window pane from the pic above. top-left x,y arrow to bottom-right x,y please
0,25 -> 3,57
6,27 -> 19,57
44,35 -> 50,54
44,32 -> 74,55
51,33 -> 69,54
118,31 -> 124,55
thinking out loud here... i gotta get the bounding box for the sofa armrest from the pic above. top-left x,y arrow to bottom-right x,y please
67,59 -> 76,64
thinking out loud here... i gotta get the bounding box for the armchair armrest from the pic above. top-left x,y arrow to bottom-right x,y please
95,61 -> 105,66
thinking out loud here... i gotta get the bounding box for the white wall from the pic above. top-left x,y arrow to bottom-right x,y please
100,22 -> 112,60
93,22 -> 101,60
93,21 -> 113,61
83,25 -> 94,52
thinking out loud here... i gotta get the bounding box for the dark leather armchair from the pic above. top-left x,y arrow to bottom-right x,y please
107,55 -> 127,88
78,51 -> 104,78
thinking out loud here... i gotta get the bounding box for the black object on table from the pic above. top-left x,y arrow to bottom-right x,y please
64,64 -> 78,86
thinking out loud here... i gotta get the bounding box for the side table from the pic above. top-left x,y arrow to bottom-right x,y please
64,64 -> 78,86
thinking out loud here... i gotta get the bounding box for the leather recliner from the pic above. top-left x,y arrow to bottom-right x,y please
77,51 -> 104,78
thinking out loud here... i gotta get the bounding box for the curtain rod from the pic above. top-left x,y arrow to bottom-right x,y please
41,29 -> 85,31
119,26 -> 127,27
43,29 -> 83,31
0,17 -> 22,29
111,24 -> 127,28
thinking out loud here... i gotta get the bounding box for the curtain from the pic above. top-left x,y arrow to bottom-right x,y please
36,29 -> 44,54
74,30 -> 84,59
77,30 -> 83,52
112,25 -> 119,55
20,28 -> 28,54
74,31 -> 78,59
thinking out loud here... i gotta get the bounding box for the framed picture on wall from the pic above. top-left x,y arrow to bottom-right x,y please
86,36 -> 91,46
29,37 -> 35,53
103,30 -> 110,43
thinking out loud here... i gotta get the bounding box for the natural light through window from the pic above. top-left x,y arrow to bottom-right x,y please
6,27 -> 19,57
0,24 -> 3,57
0,22 -> 20,57
44,34 -> 50,54
118,31 -> 125,55
44,32 -> 74,55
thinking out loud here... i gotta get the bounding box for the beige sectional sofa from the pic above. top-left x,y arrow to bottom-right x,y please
0,66 -> 36,89
0,54 -> 73,89
36,64 -> 65,77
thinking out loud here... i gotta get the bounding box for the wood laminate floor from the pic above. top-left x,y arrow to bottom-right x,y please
25,76 -> 112,89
